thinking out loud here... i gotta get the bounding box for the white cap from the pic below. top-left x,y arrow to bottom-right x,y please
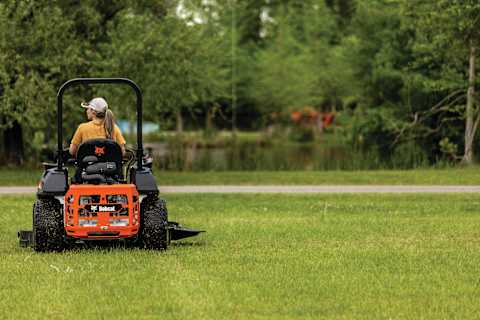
81,97 -> 108,113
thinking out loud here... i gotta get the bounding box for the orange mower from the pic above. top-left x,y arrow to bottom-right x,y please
18,78 -> 203,251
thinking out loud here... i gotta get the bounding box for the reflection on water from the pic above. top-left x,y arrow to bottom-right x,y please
147,141 -> 393,171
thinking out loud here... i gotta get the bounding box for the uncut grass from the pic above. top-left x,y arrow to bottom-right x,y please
3,167 -> 480,186
1,194 -> 480,319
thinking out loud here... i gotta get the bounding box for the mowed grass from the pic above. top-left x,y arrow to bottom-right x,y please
154,168 -> 480,185
2,167 -> 480,186
1,193 -> 480,319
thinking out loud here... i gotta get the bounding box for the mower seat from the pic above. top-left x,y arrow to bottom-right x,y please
85,162 -> 117,175
74,139 -> 123,184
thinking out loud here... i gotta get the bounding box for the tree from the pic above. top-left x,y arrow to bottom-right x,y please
0,1 -> 79,164
325,0 -> 356,33
404,0 -> 480,164
0,0 -> 129,165
105,7 -> 229,133
251,1 -> 354,116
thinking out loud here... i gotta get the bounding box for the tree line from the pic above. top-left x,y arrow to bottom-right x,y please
1,0 -> 479,166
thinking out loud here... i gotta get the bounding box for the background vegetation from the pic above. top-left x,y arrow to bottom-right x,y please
1,0 -> 480,168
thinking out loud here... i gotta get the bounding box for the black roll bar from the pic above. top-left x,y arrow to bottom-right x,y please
56,78 -> 143,170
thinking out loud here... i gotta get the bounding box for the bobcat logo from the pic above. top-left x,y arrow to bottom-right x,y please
94,146 -> 105,156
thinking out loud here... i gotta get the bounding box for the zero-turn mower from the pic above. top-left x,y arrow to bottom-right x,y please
18,78 -> 203,251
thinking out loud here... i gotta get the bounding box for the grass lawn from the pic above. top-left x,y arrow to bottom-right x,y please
1,167 -> 480,186
1,193 -> 480,319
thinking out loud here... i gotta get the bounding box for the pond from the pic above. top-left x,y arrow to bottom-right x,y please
146,141 -> 409,171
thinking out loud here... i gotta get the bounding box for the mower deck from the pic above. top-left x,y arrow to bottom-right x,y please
18,222 -> 204,248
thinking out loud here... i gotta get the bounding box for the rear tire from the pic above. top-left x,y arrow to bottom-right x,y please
33,199 -> 65,252
140,198 -> 169,250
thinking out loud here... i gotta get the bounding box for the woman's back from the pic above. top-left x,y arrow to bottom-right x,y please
71,119 -> 125,146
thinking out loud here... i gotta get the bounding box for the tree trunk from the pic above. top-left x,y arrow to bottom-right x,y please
463,41 -> 476,164
206,107 -> 213,132
176,110 -> 183,134
2,120 -> 24,165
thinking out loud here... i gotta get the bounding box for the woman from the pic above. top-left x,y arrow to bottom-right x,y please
69,97 -> 126,156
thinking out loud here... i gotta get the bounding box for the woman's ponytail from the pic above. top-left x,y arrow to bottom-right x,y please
104,109 -> 115,140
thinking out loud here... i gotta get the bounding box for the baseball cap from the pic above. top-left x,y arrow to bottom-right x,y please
81,97 -> 108,113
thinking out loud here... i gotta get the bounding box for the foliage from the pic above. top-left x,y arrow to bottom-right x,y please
404,0 -> 480,91
287,126 -> 315,143
348,107 -> 398,154
104,9 -> 230,120
0,1 -> 81,158
251,2 -> 355,114
1,0 -> 480,167
439,137 -> 459,162
0,0 -> 230,163
400,0 -> 480,162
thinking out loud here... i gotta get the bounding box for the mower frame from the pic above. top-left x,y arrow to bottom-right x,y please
56,78 -> 144,171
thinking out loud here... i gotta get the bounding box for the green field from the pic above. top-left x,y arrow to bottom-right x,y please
2,193 -> 480,319
1,167 -> 480,186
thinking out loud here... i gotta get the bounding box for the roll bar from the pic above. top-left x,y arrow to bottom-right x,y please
56,78 -> 143,170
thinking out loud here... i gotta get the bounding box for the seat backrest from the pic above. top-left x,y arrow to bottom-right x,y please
76,139 -> 123,179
